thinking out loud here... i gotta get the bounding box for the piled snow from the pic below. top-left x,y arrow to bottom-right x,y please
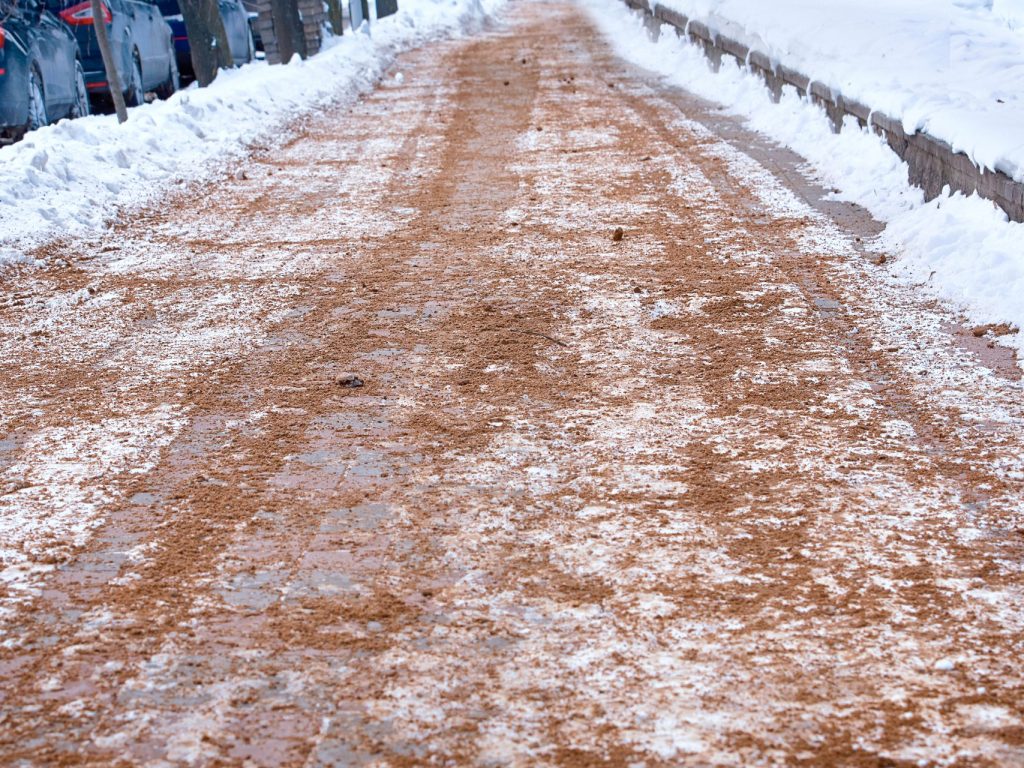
654,0 -> 1024,182
993,0 -> 1024,29
0,0 -> 500,259
582,0 -> 1024,364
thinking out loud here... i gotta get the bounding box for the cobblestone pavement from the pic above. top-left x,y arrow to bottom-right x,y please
1,2 -> 1023,765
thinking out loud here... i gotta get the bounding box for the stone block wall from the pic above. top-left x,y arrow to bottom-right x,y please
626,0 -> 1024,222
298,0 -> 326,55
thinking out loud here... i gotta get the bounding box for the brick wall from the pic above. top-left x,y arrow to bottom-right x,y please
298,0 -> 325,56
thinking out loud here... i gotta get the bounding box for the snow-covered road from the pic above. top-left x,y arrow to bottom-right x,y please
1,1 -> 1023,765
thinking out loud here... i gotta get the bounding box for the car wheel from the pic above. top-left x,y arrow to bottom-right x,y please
27,67 -> 48,132
69,61 -> 91,119
124,53 -> 144,108
156,47 -> 179,100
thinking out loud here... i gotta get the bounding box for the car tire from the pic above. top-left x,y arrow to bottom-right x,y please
156,47 -> 179,100
27,66 -> 48,132
69,61 -> 91,119
124,53 -> 144,108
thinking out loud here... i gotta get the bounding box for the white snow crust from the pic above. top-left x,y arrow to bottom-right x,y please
0,0 -> 501,257
655,0 -> 1024,183
584,0 -> 1024,365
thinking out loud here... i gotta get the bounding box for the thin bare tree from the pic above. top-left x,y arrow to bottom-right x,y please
90,0 -> 127,122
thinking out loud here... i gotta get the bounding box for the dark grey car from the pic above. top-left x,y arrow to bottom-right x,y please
0,0 -> 90,142
48,0 -> 178,107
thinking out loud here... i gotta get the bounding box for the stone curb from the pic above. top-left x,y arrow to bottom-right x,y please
624,0 -> 1024,223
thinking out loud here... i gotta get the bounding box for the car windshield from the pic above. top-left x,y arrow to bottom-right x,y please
157,0 -> 180,14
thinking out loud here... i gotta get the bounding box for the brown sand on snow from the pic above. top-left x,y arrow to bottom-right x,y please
1,2 -> 1024,765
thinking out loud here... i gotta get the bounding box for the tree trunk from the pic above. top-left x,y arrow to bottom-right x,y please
90,0 -> 127,123
179,0 -> 234,87
269,0 -> 306,62
325,0 -> 344,36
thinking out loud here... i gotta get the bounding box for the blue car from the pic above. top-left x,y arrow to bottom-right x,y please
48,0 -> 178,106
0,0 -> 90,142
157,0 -> 255,82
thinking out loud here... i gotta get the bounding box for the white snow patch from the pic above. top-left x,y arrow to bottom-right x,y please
0,0 -> 504,259
655,0 -> 1024,182
0,405 -> 186,624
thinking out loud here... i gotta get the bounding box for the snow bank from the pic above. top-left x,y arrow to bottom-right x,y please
0,0 -> 500,259
653,0 -> 1024,183
583,0 -> 1024,363
993,0 -> 1024,29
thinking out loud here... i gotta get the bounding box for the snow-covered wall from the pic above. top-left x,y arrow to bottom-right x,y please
656,0 -> 1024,184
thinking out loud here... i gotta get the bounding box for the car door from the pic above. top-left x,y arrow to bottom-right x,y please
104,0 -> 134,87
122,0 -> 158,88
29,2 -> 73,114
220,0 -> 248,64
41,8 -> 79,114
143,0 -> 173,87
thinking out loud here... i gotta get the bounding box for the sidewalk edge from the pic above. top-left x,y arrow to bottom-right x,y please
625,0 -> 1024,223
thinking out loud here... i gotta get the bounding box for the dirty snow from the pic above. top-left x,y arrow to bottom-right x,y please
0,0 -> 502,258
0,407 -> 185,624
584,0 -> 1024,366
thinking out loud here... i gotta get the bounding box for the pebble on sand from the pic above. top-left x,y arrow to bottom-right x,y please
338,374 -> 365,388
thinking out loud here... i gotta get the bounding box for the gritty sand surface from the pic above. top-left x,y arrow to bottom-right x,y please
1,2 -> 1024,765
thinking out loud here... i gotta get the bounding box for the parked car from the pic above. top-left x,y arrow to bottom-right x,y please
0,0 -> 90,142
157,0 -> 254,81
47,0 -> 178,107
243,3 -> 262,55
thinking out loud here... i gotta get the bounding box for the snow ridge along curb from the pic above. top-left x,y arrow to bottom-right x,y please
624,0 -> 1024,224
0,0 -> 504,261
